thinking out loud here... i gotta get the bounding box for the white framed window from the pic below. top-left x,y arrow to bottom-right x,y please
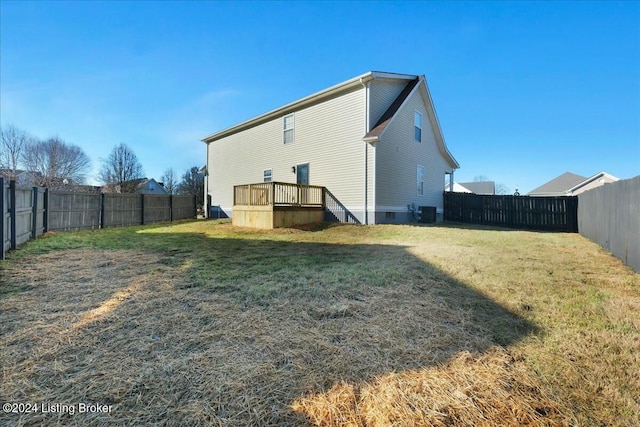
414,111 -> 422,142
283,113 -> 294,144
417,165 -> 424,196
263,169 -> 272,182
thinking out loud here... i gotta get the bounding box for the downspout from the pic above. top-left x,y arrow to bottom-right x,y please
360,77 -> 369,225
204,142 -> 210,218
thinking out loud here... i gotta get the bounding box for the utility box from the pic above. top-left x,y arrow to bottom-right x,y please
420,206 -> 437,223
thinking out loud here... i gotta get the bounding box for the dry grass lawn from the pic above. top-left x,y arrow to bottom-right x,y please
0,220 -> 638,426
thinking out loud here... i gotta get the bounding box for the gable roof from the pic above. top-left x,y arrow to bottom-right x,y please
458,181 -> 496,195
445,181 -> 473,193
568,171 -> 619,193
201,71 -> 459,169
528,172 -> 586,195
362,75 -> 459,169
364,78 -> 420,139
527,171 -> 619,196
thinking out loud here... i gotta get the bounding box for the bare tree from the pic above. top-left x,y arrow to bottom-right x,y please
98,143 -> 145,193
161,168 -> 178,195
0,125 -> 32,180
21,136 -> 91,187
177,166 -> 204,207
495,183 -> 512,195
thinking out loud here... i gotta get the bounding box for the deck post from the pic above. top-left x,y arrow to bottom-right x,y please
271,182 -> 275,206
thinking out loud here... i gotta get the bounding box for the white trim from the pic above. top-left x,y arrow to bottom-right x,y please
418,77 -> 460,169
568,171 -> 619,193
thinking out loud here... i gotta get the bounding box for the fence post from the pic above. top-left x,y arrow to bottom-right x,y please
193,195 -> 197,218
9,180 -> 16,250
43,188 -> 49,232
100,193 -> 105,229
169,194 -> 173,222
141,194 -> 145,225
32,186 -> 38,239
0,177 -> 5,260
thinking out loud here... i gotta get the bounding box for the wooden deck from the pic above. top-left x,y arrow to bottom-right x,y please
232,182 -> 325,229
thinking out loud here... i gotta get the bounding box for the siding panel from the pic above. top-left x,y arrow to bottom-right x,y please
375,87 -> 453,218
208,87 -> 367,221
369,79 -> 410,128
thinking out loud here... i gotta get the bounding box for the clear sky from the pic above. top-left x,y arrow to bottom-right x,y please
1,1 -> 638,193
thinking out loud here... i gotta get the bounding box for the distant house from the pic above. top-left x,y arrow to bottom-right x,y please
527,172 -> 619,196
102,178 -> 168,195
450,181 -> 496,195
201,71 -> 460,224
444,182 -> 472,193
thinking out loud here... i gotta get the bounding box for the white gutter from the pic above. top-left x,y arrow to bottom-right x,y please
360,77 -> 369,225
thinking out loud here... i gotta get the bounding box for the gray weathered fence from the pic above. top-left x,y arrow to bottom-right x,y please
1,177 -> 197,259
578,175 -> 640,272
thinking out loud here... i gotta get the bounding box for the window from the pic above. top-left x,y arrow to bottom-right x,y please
283,113 -> 294,144
417,165 -> 424,196
414,111 -> 422,142
263,169 -> 272,182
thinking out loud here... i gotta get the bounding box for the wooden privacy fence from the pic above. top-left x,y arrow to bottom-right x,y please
1,179 -> 47,259
444,192 -> 578,232
1,177 -> 197,259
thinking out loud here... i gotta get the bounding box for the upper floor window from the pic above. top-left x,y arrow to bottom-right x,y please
263,169 -> 272,182
283,113 -> 294,144
414,111 -> 422,142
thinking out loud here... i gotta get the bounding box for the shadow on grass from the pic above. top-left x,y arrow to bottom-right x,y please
1,222 -> 538,426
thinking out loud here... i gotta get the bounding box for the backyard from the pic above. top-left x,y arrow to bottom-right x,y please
1,220 -> 638,426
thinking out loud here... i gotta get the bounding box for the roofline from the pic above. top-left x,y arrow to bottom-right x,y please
201,71 -> 419,143
367,75 -> 459,169
420,76 -> 460,169
567,171 -> 619,192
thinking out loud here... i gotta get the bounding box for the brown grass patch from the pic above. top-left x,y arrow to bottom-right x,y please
293,347 -> 568,427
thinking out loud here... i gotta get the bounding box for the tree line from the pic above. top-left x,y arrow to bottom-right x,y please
0,124 -> 203,201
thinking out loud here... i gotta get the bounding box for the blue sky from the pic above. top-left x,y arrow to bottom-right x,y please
1,1 -> 638,193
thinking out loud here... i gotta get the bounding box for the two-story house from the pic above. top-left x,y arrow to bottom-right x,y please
201,71 -> 459,224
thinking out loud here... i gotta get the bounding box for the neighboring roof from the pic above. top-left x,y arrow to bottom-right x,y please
528,171 -> 619,196
528,172 -> 586,195
201,71 -> 417,144
568,171 -> 619,193
458,181 -> 495,195
445,182 -> 473,193
49,184 -> 102,193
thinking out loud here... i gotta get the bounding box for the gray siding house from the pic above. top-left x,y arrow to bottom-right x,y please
201,71 -> 459,224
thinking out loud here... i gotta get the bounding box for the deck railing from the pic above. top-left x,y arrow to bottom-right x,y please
233,182 -> 325,207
